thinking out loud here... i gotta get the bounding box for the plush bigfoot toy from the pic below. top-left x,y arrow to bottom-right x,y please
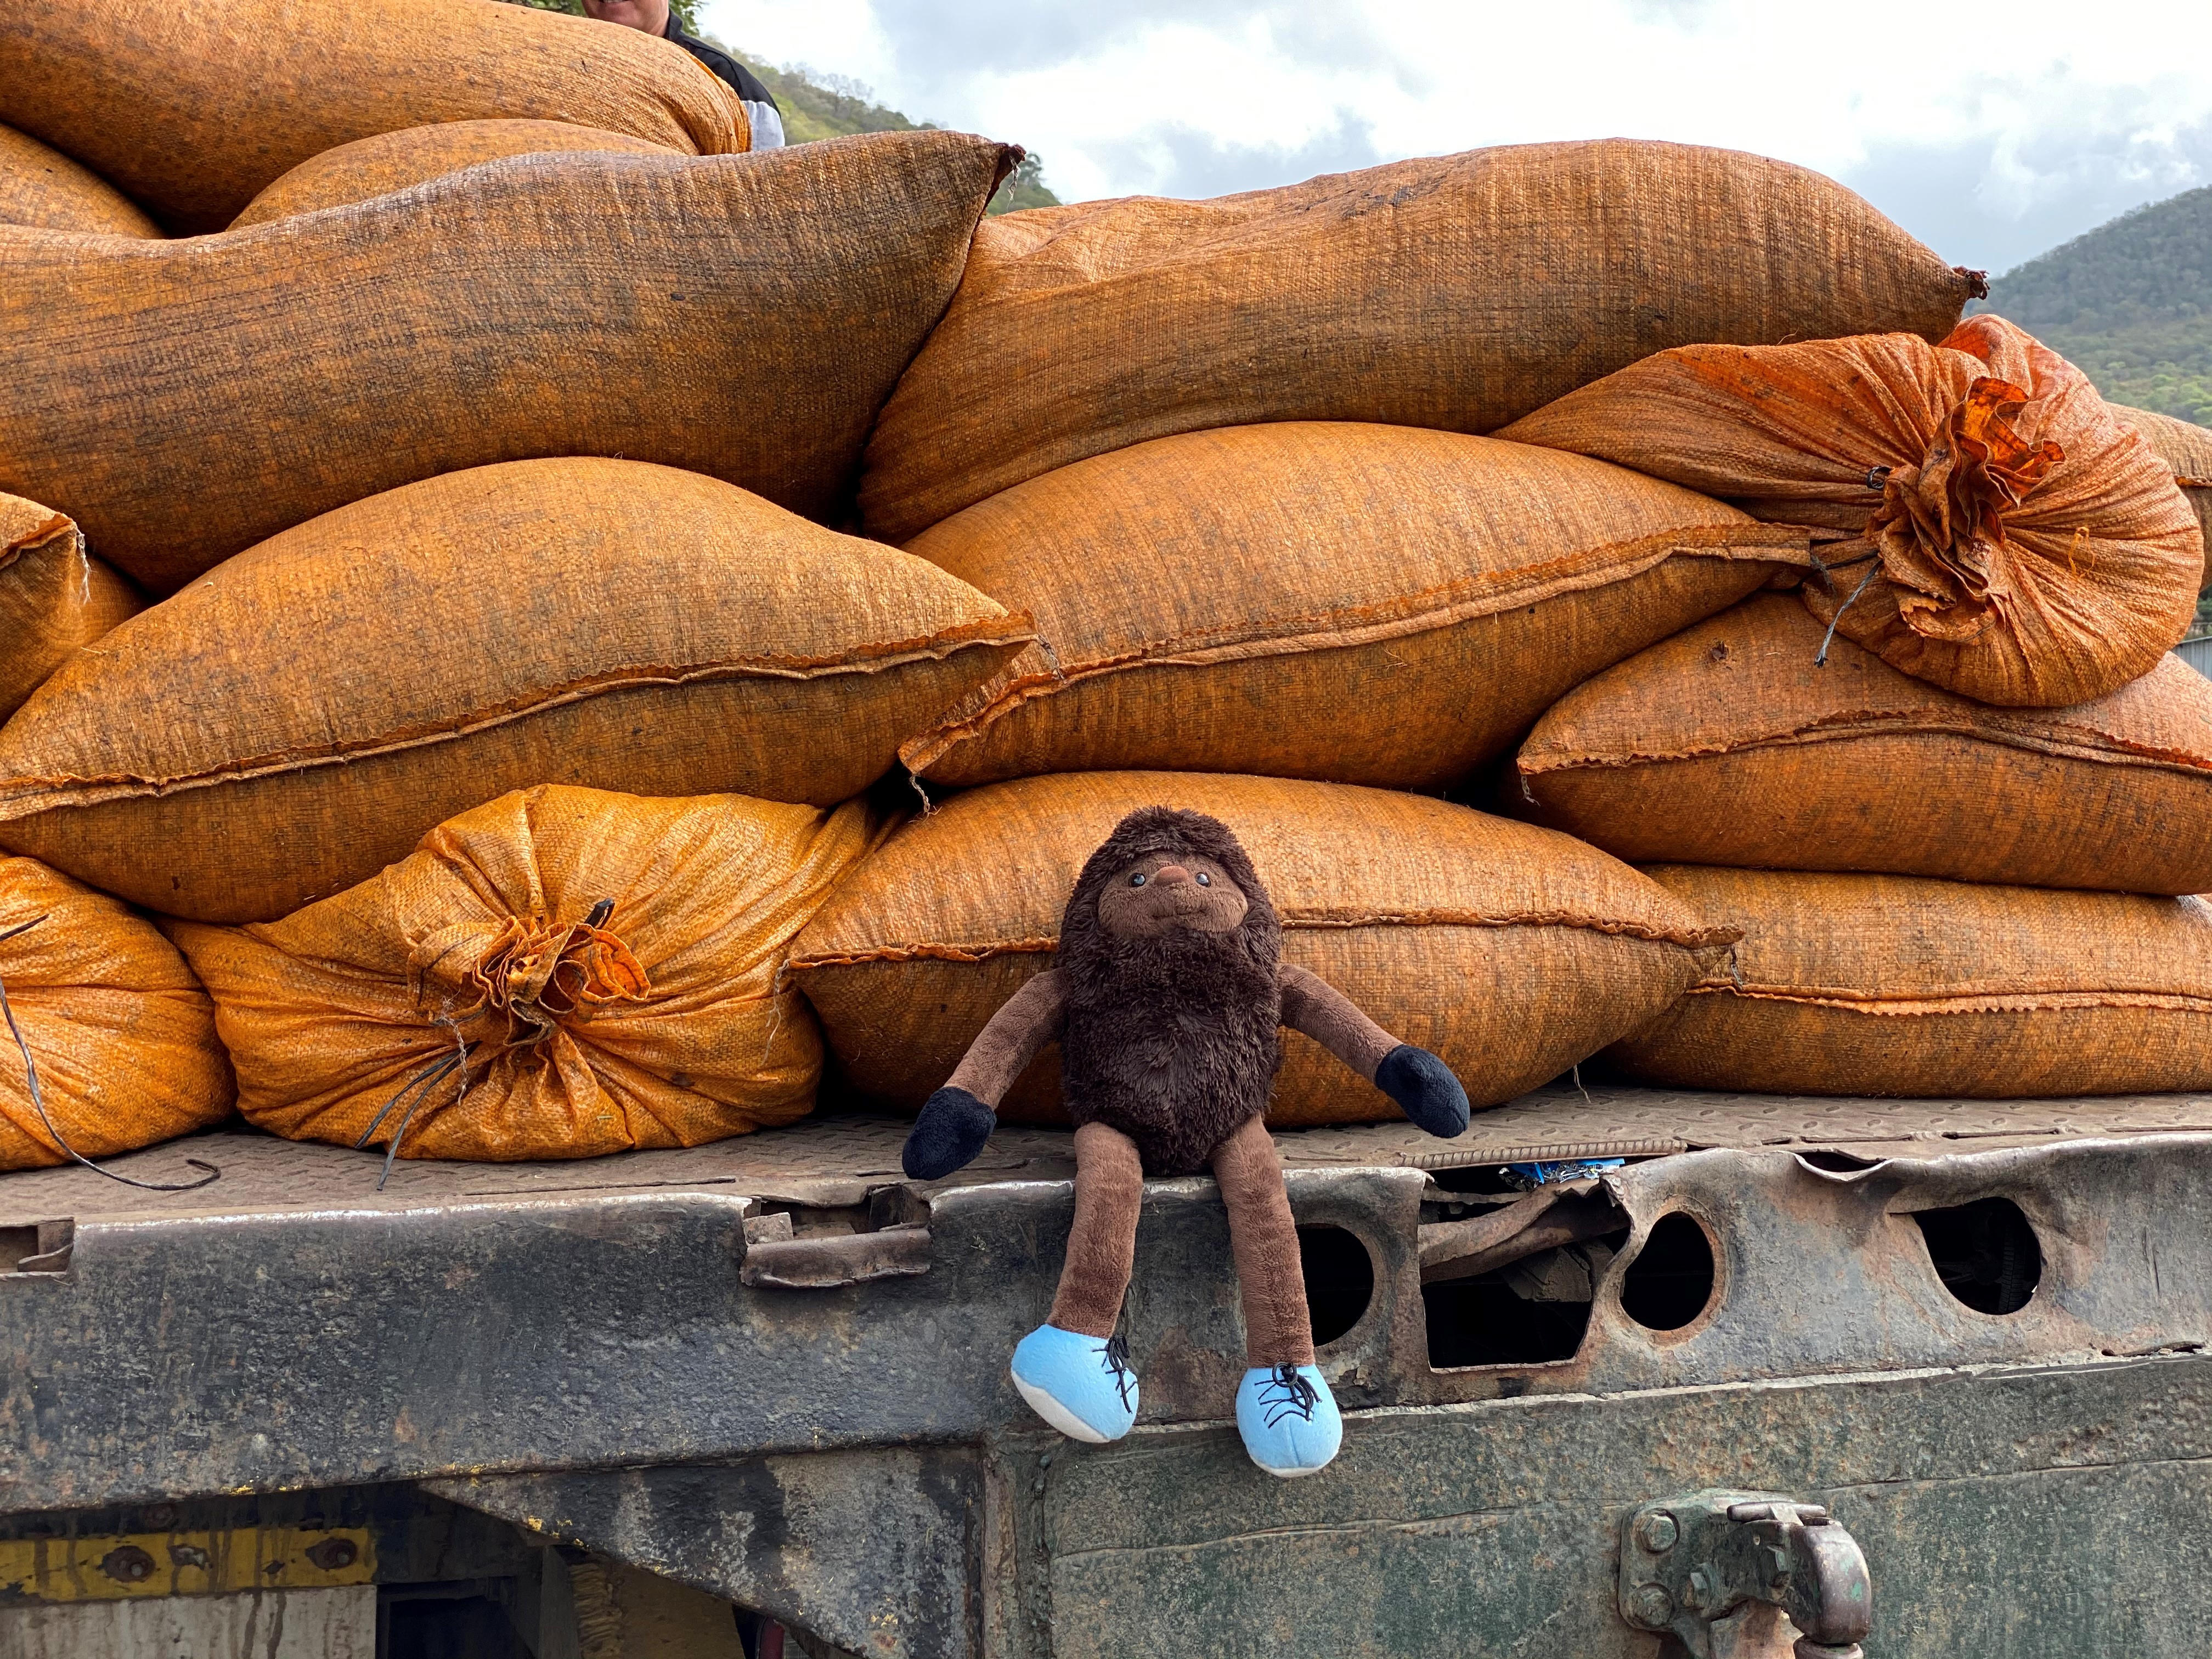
902,807 -> 1470,1477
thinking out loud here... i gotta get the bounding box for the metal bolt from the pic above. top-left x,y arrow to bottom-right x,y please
1684,1567 -> 1717,1611
304,1537 -> 357,1572
1627,1583 -> 1673,1627
99,1545 -> 155,1584
1636,1511 -> 1679,1553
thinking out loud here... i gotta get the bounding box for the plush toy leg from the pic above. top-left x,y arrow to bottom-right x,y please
1212,1113 -> 1342,1477
1012,1121 -> 1143,1443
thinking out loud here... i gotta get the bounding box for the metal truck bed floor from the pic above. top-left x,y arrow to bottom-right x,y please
4,1080 -> 2209,1226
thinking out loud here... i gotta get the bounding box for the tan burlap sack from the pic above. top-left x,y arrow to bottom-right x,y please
171,787 -> 886,1163
230,119 -> 676,227
0,0 -> 747,232
858,139 -> 1981,544
1610,866 -> 2212,1098
788,772 -> 1735,1126
1517,593 -> 2212,895
1500,316 -> 2201,707
0,856 -> 234,1172
0,494 -> 140,721
0,133 -> 1015,592
0,121 -> 158,236
901,425 -> 1805,789
2112,404 -> 2212,588
0,459 -> 1031,925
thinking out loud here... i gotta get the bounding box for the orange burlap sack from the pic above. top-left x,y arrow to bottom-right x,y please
0,494 -> 140,721
788,772 -> 1735,1125
0,0 -> 747,232
1499,316 -> 2201,707
1516,594 -> 2212,895
858,139 -> 1980,544
0,856 -> 234,1172
0,121 -> 158,236
900,425 -> 1805,790
0,459 -> 1030,926
0,134 -> 1015,591
170,788 -> 886,1162
1610,866 -> 2212,1098
230,120 -> 676,228
2112,404 -> 2212,588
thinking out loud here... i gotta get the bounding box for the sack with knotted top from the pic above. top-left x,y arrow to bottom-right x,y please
900,424 -> 1806,791
1516,593 -> 2212,896
0,0 -> 750,232
788,771 -> 1736,1126
1499,315 -> 2201,707
0,856 -> 234,1173
1610,866 -> 2212,1099
2111,403 -> 2212,585
169,787 -> 886,1164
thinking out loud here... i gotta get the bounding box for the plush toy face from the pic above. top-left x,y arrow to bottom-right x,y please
1094,852 -> 1250,939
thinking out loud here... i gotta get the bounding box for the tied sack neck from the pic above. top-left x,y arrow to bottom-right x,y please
412,899 -> 651,1049
1862,376 -> 2065,645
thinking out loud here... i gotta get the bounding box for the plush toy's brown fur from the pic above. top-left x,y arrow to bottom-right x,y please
1059,806 -> 1285,1177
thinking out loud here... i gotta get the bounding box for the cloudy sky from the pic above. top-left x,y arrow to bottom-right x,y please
699,0 -> 2212,277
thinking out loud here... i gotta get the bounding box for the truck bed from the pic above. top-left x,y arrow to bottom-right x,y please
6,1080 -> 2208,1225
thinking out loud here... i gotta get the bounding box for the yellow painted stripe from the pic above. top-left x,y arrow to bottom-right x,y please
0,1526 -> 375,1602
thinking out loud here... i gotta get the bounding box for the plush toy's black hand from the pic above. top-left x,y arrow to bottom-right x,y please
903,1086 -> 998,1180
1375,1045 -> 1470,1138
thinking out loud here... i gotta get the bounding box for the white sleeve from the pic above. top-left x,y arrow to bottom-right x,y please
744,102 -> 787,150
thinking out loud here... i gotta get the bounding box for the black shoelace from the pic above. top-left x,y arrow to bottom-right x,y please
1102,1334 -> 1135,1412
1259,1364 -> 1319,1428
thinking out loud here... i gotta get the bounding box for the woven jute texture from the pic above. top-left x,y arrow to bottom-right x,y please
1517,593 -> 2212,895
0,856 -> 234,1172
0,134 -> 1015,592
230,119 -> 675,227
0,459 -> 1031,926
1610,865 -> 2212,1098
0,0 -> 748,232
0,494 -> 139,723
857,139 -> 1978,545
788,772 -> 1736,1127
170,787 -> 886,1163
1500,316 -> 2202,707
901,425 -> 1804,789
0,120 -> 158,236
2112,403 -> 2212,586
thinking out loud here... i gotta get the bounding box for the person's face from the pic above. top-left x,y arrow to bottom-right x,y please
579,0 -> 670,33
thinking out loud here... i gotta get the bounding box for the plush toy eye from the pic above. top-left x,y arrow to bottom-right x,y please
1128,872 -> 1147,888
1196,871 -> 1211,886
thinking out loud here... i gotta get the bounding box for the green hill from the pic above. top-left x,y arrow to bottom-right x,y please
1983,185 -> 2212,424
504,0 -> 1057,213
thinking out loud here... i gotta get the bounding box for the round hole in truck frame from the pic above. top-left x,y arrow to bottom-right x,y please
1297,1225 -> 1375,1347
1618,1211 -> 1717,1332
1909,1195 -> 2041,1316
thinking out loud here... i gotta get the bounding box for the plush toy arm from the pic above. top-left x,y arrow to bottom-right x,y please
1278,963 -> 1470,1138
902,970 -> 1068,1180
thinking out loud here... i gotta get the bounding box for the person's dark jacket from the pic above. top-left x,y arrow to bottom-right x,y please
662,16 -> 785,149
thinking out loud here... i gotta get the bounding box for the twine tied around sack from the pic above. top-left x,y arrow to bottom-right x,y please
1862,375 -> 2064,645
0,915 -> 219,1192
462,897 -> 650,1049
361,899 -> 651,1188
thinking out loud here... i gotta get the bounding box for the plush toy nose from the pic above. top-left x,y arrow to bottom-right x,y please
1151,864 -> 1193,889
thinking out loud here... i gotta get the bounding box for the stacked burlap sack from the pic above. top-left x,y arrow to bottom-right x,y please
5,63 -> 2211,1170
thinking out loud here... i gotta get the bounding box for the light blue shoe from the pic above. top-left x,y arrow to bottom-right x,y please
1235,1364 -> 1342,1477
1011,1324 -> 1139,1443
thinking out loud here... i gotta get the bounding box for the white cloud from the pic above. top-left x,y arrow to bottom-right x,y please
701,0 -> 2212,272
